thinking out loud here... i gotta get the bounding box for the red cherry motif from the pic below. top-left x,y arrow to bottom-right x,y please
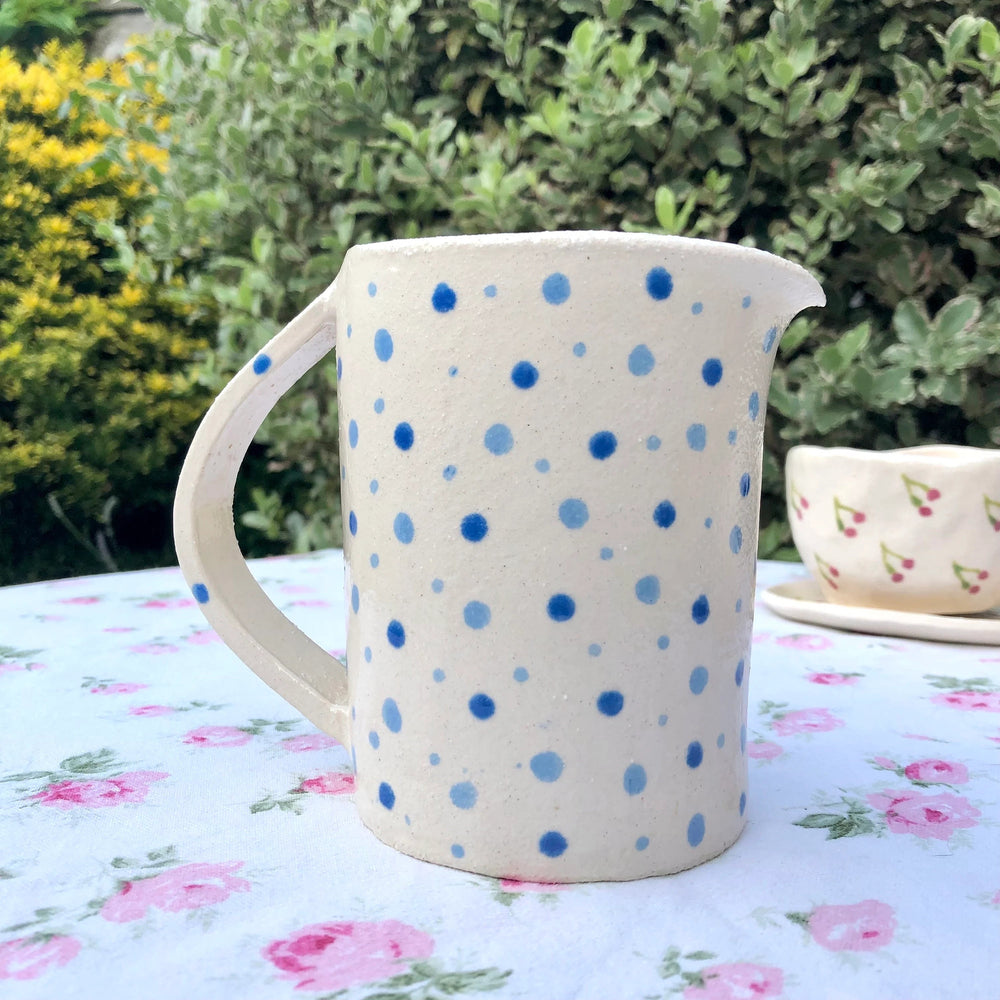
853,512 -> 866,523
970,585 -> 981,595
902,559 -> 915,570
829,566 -> 840,577
995,522 -> 1000,532
979,571 -> 990,580
919,506 -> 933,517
926,488 -> 941,501
845,527 -> 857,538
796,510 -> 803,520
800,497 -> 810,509
891,572 -> 904,583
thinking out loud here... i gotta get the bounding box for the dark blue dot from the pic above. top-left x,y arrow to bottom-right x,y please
192,583 -> 209,604
461,513 -> 489,542
542,272 -> 570,305
450,781 -> 477,809
687,424 -> 707,451
538,830 -> 567,857
394,422 -> 414,451
646,266 -> 673,300
739,473 -> 751,497
702,358 -> 723,386
657,635 -> 670,650
735,658 -> 745,686
690,666 -> 709,694
374,397 -> 385,413
628,344 -> 655,376
573,342 -> 586,357
469,693 -> 495,719
374,328 -> 393,361
382,698 -> 402,733
351,584 -> 359,613
748,391 -> 760,420
387,619 -> 406,648
687,813 -> 705,847
547,593 -> 576,622
431,578 -> 444,594
692,594 -> 710,624
451,843 -> 465,858
589,431 -> 617,460
463,601 -> 491,629
635,575 -> 661,605
368,281 -> 377,297
730,525 -> 743,554
348,511 -> 357,536
636,836 -> 650,851
513,666 -> 529,682
378,782 -> 395,809
393,512 -> 414,544
558,499 -> 589,529
484,284 -> 497,298
600,547 -> 613,560
511,361 -> 539,389
484,423 -> 513,455
686,741 -> 703,768
530,751 -> 564,782
653,500 -> 676,529
739,791 -> 747,815
432,282 -> 457,312
252,354 -> 271,375
762,326 -> 778,352
623,763 -> 647,795
443,465 -> 457,480
369,731 -> 379,749
597,690 -> 623,716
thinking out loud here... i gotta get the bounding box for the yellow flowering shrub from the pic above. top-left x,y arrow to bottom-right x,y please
0,43 -> 211,574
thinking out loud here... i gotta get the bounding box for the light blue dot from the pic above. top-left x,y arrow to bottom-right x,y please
348,510 -> 357,536
448,365 -> 458,376
547,593 -> 575,622
369,731 -> 380,749
597,690 -> 623,716
762,326 -> 778,352
692,594 -> 710,624
374,328 -> 393,361
443,465 -> 457,480
635,575 -> 661,605
658,714 -> 668,726
735,598 -> 743,612
337,357 -> 342,381
368,281 -> 377,297
686,423 -> 707,451
600,547 -> 613,560
347,420 -> 359,448
430,753 -> 441,765
573,342 -> 586,357
542,272 -> 570,305
588,643 -> 601,657
690,666 -> 709,694
538,830 -> 567,857
484,423 -> 513,455
636,836 -> 650,851
657,635 -> 670,650
728,429 -> 737,445
432,578 -> 444,594
530,751 -> 564,782
450,781 -> 477,809
735,658 -> 745,686
535,458 -> 550,473
589,431 -> 617,460
374,397 -> 385,414
691,301 -> 703,315
433,668 -> 445,682
379,782 -> 395,809
741,724 -> 747,753
513,666 -> 529,682
370,553 -> 379,569
740,472 -> 751,497
739,792 -> 747,815
382,698 -> 402,733
351,584 -> 359,613
364,646 -> 372,662
748,391 -> 760,420
469,693 -> 495,719
742,295 -> 752,308
192,583 -> 210,604
252,354 -> 271,375
686,741 -> 703,768
463,601 -> 491,629
730,525 -> 743,554
451,843 -> 465,858
717,732 -> 726,748
687,813 -> 705,847
628,344 -> 655,376
432,282 -> 457,312
484,284 -> 497,298
646,266 -> 673,300
623,763 -> 647,795
346,324 -> 352,338
702,358 -> 723,386
559,498 -> 589,529
647,435 -> 661,451
704,517 -> 713,528
394,512 -> 414,544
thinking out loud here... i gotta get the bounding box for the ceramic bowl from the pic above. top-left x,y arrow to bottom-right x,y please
786,444 -> 1000,614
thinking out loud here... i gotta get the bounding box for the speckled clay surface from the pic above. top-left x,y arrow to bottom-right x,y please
174,232 -> 824,881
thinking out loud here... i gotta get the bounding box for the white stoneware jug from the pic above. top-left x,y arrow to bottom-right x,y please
174,232 -> 824,881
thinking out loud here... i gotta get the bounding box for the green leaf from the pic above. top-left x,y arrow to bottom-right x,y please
684,950 -> 716,961
934,296 -> 980,340
655,185 -> 676,231
59,750 -> 117,775
979,20 -> 1000,58
892,300 -> 931,346
879,17 -> 906,50
794,812 -> 843,829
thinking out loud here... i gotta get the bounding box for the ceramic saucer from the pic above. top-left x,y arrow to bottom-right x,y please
762,577 -> 1000,645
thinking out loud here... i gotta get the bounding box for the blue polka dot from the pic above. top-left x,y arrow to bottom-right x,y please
364,646 -> 372,662
192,583 -> 210,604
374,397 -> 385,413
730,525 -> 743,554
589,431 -> 617,460
654,500 -> 676,529
739,792 -> 747,815
337,357 -> 342,381
351,584 -> 359,613
740,472 -> 751,497
530,751 -> 564,782
692,594 -> 710,624
374,328 -> 393,361
469,693 -> 495,719
597,690 -> 624,716
600,547 -> 613,560
484,284 -> 497,297
735,598 -> 743,613
450,781 -> 477,809
741,724 -> 747,753
762,326 -> 778,352
542,272 -> 570,305
690,666 -> 709,694
686,424 -> 707,451
448,365 -> 458,377
393,512 -> 414,544
728,429 -> 737,445
348,511 -> 357,536
636,836 -> 650,851
702,358 -> 723,386
378,782 -> 395,809
546,593 -> 575,622
658,714 -> 668,726
657,635 -> 670,650
368,281 -> 377,297
646,266 -> 673,300
534,459 -> 550,474
387,620 -> 406,648
748,391 -> 760,420
742,295 -> 752,308
717,732 -> 726,748
369,730 -> 380,749
647,435 -> 661,451
432,282 -> 457,312
513,666 -> 529,682
346,324 -> 352,338
394,422 -> 414,451
432,578 -> 444,594
370,554 -> 379,569
692,301 -> 703,315
686,741 -> 703,768
687,813 -> 705,847
735,658 -> 745,686
558,499 -> 589,529
539,830 -> 567,857
588,643 -> 601,657
451,843 -> 465,858
463,601 -> 491,629
433,668 -> 445,682
382,698 -> 402,733
704,517 -> 713,528
573,342 -> 586,357
484,423 -> 513,455
623,763 -> 647,795
461,513 -> 489,542
443,465 -> 457,480
430,753 -> 441,765
511,361 -> 539,389
635,575 -> 661,605
628,344 -> 655,376
252,354 -> 272,375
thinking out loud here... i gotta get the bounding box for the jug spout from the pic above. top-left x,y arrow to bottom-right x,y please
764,252 -> 826,327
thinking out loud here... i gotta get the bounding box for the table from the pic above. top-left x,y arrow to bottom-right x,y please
1,553 -> 997,999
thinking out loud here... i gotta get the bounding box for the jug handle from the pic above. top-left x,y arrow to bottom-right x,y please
173,284 -> 349,745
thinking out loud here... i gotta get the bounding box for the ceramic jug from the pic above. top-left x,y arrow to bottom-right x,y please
174,231 -> 824,881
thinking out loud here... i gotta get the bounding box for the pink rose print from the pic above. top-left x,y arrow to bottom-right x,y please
282,734 -> 341,753
683,962 -> 784,1000
129,705 -> 175,717
499,879 -> 568,892
91,682 -> 147,695
932,690 -> 1000,712
264,920 -> 434,992
867,790 -> 981,840
31,771 -> 168,809
59,596 -> 100,605
0,662 -> 46,676
808,900 -> 896,952
298,773 -> 355,795
0,935 -> 81,980
128,643 -> 181,655
140,597 -> 196,609
872,756 -> 898,770
807,672 -> 858,686
903,759 -> 969,785
771,708 -> 845,737
102,626 -> 135,633
748,741 -> 784,760
776,634 -> 833,651
183,725 -> 252,747
186,629 -> 221,645
101,862 -> 251,923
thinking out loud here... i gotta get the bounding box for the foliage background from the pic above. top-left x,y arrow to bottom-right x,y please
4,0 -> 1000,581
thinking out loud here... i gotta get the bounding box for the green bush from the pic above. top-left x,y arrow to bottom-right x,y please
0,0 -> 101,62
108,0 -> 1000,559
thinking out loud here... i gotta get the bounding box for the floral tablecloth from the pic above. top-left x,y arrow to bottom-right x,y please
1,552 -> 998,999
